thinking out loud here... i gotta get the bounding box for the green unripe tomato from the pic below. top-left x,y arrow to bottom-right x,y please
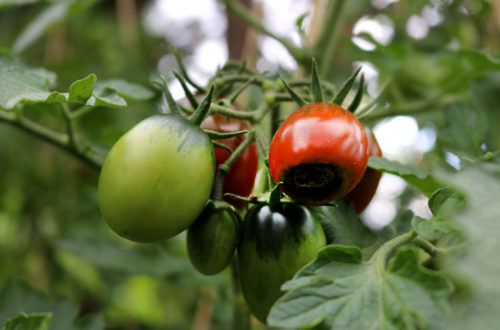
98,114 -> 215,243
237,203 -> 326,323
187,201 -> 241,275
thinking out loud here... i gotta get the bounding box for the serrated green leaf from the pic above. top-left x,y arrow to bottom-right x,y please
0,281 -> 78,330
368,157 -> 441,196
86,87 -> 126,108
411,216 -> 455,242
12,1 -> 71,54
310,199 -> 376,247
268,245 -> 452,329
68,74 -> 96,104
1,313 -> 52,330
0,55 -> 62,109
97,79 -> 154,101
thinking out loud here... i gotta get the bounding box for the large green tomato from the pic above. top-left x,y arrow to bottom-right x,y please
98,114 -> 215,243
237,203 -> 326,323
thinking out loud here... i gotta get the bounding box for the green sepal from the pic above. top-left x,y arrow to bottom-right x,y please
331,66 -> 362,106
190,85 -> 215,126
311,59 -> 324,103
152,75 -> 181,116
228,76 -> 255,104
281,78 -> 308,107
171,46 -> 205,92
173,71 -> 198,109
347,73 -> 365,112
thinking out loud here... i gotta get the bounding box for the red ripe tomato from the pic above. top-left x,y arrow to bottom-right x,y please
347,127 -> 383,213
268,102 -> 368,205
201,114 -> 258,209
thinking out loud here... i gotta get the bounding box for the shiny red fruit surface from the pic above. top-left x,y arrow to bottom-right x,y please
268,102 -> 368,205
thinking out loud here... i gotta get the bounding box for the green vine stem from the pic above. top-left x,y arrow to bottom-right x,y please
0,109 -> 103,170
60,103 -> 77,147
210,103 -> 258,120
314,0 -> 347,76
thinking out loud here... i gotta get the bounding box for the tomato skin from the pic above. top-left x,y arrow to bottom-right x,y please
201,114 -> 258,209
237,203 -> 326,323
187,201 -> 241,275
347,127 -> 383,213
268,102 -> 369,204
97,114 -> 215,243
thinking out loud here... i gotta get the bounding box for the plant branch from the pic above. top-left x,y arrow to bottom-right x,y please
315,0 -> 347,75
222,0 -> 310,65
210,103 -> 258,120
0,109 -> 103,170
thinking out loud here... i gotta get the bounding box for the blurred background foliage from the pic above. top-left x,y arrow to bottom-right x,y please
0,0 -> 499,329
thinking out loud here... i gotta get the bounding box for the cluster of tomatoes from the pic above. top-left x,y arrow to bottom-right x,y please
97,72 -> 382,324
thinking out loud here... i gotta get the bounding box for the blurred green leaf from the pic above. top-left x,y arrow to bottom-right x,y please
12,0 -> 99,54
268,246 -> 452,329
0,0 -> 39,10
1,313 -> 52,330
439,158 -> 500,329
68,74 -> 96,104
97,80 -> 154,101
86,87 -> 126,108
0,55 -> 61,109
411,216 -> 455,242
310,199 -> 376,247
368,157 -> 441,196
54,236 -> 190,277
0,281 -> 77,330
439,103 -> 487,157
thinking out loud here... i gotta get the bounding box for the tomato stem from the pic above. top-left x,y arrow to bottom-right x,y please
347,73 -> 365,112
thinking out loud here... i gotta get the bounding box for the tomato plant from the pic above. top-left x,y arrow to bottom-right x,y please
268,102 -> 368,204
201,114 -> 258,209
187,201 -> 241,275
0,0 -> 498,329
97,114 -> 215,243
347,127 -> 383,213
237,202 -> 326,323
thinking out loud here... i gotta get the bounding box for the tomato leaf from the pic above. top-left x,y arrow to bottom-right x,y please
68,74 -> 96,104
1,313 -> 52,330
438,102 -> 488,158
0,55 -> 60,109
368,156 -> 441,196
268,246 -> 453,329
309,199 -> 376,247
96,79 -> 154,101
0,281 -> 78,330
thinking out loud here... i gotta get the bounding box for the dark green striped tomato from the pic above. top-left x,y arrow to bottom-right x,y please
187,201 -> 241,275
238,203 -> 326,323
98,114 -> 215,243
